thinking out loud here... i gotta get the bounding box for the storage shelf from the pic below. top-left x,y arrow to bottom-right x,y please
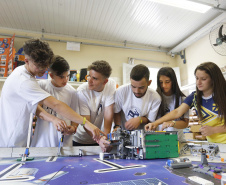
0,77 -> 84,87
0,77 -> 7,82
67,81 -> 85,87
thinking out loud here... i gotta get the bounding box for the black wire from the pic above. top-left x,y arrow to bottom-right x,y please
44,166 -> 65,185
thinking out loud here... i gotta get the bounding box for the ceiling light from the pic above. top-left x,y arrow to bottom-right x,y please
149,0 -> 212,13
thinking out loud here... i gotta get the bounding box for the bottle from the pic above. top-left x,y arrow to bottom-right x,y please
76,70 -> 80,82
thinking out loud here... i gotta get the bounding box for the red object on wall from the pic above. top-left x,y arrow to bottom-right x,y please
0,34 -> 15,77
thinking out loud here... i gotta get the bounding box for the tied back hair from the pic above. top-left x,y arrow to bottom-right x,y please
195,62 -> 226,125
157,67 -> 185,117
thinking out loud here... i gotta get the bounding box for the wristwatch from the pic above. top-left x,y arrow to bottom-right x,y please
172,120 -> 176,127
113,124 -> 121,129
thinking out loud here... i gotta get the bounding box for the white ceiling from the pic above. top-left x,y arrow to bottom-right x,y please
0,0 -> 226,53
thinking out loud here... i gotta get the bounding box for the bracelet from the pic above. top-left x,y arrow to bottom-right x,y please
172,120 -> 176,127
139,116 -> 143,124
113,124 -> 121,129
81,117 -> 86,126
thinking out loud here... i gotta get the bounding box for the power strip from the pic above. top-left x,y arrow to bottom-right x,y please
188,176 -> 214,185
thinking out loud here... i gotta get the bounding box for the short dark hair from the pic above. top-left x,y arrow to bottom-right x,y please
49,55 -> 70,76
130,64 -> 149,81
88,60 -> 112,78
23,39 -> 54,68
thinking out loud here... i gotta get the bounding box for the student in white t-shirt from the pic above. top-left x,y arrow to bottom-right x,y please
31,56 -> 79,147
73,60 -> 115,152
0,39 -> 104,147
155,67 -> 189,142
114,64 -> 161,130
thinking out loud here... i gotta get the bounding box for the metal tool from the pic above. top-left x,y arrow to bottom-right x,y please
58,132 -> 64,156
21,113 -> 34,162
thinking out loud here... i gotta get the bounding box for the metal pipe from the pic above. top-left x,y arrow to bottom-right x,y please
81,42 -> 169,53
0,33 -> 169,53
131,58 -> 169,64
0,33 -> 33,39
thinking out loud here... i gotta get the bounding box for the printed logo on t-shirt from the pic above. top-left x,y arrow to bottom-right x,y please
126,107 -> 141,120
165,106 -> 170,114
212,103 -> 218,111
97,103 -> 103,116
44,106 -> 57,117
200,106 -> 216,124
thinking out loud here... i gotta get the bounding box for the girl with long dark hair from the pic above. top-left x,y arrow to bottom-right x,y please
156,67 -> 189,142
146,62 -> 226,143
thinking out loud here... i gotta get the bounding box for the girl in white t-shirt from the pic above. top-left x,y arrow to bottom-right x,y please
156,67 -> 189,142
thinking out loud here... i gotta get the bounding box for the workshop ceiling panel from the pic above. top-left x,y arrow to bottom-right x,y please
0,0 -> 226,52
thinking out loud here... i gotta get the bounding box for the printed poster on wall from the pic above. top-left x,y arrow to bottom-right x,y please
7,34 -> 15,76
0,34 -> 15,77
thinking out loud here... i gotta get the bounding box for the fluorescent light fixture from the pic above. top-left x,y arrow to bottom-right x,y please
149,0 -> 212,13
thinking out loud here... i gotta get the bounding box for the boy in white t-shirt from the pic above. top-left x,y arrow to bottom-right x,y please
31,56 -> 79,147
0,39 -> 104,147
73,60 -> 114,152
114,64 -> 161,130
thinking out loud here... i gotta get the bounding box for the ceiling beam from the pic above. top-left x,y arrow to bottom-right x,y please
168,12 -> 226,55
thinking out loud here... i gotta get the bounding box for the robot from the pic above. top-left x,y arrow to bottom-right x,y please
107,128 -> 179,160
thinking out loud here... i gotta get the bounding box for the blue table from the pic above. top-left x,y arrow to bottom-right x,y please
0,155 -> 222,185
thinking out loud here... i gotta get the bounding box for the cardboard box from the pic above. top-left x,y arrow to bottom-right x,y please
192,132 -> 206,140
190,124 -> 202,132
195,134 -> 206,140
184,132 -> 194,140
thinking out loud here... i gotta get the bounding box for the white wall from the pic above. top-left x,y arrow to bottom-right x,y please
1,27 -> 225,90
176,34 -> 226,87
0,28 -> 177,86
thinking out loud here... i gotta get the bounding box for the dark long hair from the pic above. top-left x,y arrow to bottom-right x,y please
157,67 -> 185,117
195,62 -> 226,125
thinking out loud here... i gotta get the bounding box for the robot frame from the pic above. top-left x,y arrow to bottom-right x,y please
107,128 -> 179,160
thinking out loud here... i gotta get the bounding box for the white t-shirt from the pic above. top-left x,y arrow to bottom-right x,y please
31,79 -> 79,147
0,65 -> 51,147
73,78 -> 116,144
157,94 -> 189,142
114,84 -> 161,130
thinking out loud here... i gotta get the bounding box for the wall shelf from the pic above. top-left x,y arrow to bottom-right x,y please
0,77 -> 7,82
0,77 -> 84,88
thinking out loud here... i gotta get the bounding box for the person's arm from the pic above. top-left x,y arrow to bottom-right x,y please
98,136 -> 111,152
36,104 -> 68,131
125,116 -> 149,130
200,125 -> 226,136
113,112 -> 122,131
64,122 -> 79,135
79,115 -> 92,136
145,103 -> 190,131
40,96 -> 106,140
103,104 -> 114,134
160,118 -> 189,131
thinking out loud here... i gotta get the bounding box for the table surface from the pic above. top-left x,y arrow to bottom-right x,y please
0,154 -> 223,185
